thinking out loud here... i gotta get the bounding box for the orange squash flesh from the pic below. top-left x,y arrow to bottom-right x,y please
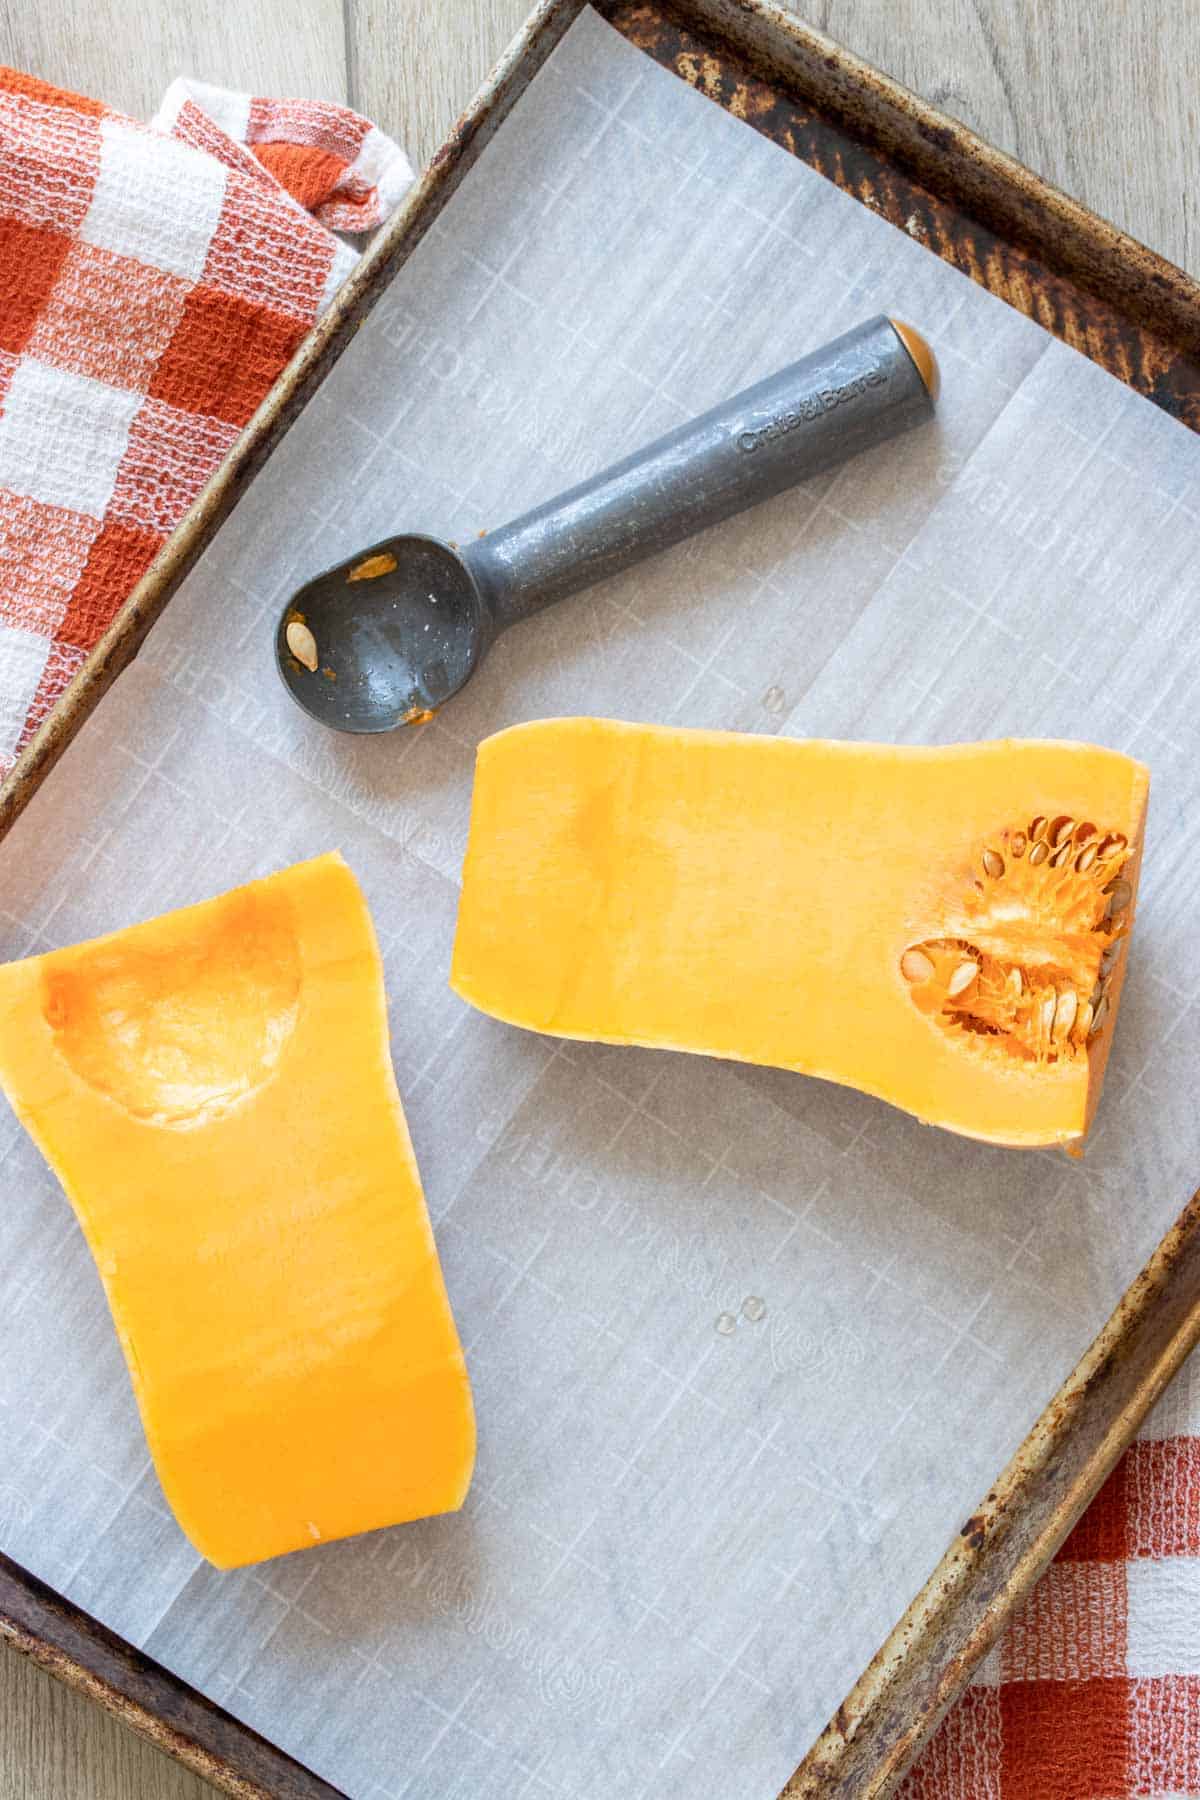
0,852 -> 474,1567
451,720 -> 1149,1148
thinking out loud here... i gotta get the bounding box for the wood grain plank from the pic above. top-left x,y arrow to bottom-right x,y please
343,0 -> 532,167
0,0 -> 346,124
796,0 -> 1197,274
1,1646 -> 214,1800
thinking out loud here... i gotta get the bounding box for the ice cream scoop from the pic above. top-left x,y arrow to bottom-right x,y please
276,314 -> 937,733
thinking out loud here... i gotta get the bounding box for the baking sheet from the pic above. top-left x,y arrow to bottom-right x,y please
2,8 -> 1199,1796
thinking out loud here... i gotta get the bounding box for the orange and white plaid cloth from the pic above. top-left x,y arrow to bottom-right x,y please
2,54 -> 1199,1800
905,1354 -> 1200,1799
0,66 -> 412,776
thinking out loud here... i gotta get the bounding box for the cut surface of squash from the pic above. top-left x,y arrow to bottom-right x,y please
451,720 -> 1149,1148
0,852 -> 474,1567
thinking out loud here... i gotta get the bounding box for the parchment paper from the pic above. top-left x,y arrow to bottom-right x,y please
2,11 -> 1199,1796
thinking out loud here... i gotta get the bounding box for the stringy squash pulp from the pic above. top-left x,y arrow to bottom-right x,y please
451,720 -> 1149,1148
0,852 -> 475,1567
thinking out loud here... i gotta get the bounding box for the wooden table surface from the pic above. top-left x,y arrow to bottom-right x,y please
0,1 -> 1193,1795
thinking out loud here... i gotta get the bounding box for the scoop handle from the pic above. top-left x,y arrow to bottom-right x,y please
460,315 -> 934,630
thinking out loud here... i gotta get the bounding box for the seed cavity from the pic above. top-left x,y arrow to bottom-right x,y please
901,807 -> 1136,1066
285,618 -> 319,671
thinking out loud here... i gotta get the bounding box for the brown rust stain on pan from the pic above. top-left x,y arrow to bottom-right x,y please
606,0 -> 1200,431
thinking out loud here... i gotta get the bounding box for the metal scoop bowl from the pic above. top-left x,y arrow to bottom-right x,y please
276,315 -> 937,734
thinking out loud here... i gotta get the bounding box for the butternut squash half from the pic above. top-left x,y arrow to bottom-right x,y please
451,720 -> 1149,1148
0,852 -> 474,1567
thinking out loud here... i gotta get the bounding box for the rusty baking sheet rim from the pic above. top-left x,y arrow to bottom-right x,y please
2,2 -> 1199,1796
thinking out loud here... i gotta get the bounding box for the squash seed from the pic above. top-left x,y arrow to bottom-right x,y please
285,619 -> 319,671
1049,815 -> 1075,848
1100,941 -> 1123,975
1029,815 -> 1047,842
1077,1001 -> 1094,1037
347,552 -> 399,582
1010,831 -> 1027,858
982,848 -> 1005,879
1096,833 -> 1127,861
1049,840 -> 1073,868
1028,841 -> 1049,866
1105,878 -> 1132,917
1075,844 -> 1098,872
947,960 -> 979,998
900,948 -> 934,984
1089,995 -> 1109,1034
1053,989 -> 1078,1039
1074,822 -> 1097,845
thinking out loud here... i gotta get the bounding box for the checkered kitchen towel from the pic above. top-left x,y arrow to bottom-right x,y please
0,66 -> 412,776
905,1348 -> 1200,1798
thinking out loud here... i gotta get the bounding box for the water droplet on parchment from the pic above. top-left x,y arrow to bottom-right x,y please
742,1296 -> 767,1323
715,1312 -> 737,1336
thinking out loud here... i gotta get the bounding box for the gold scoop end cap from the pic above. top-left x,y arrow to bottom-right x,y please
888,318 -> 939,403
